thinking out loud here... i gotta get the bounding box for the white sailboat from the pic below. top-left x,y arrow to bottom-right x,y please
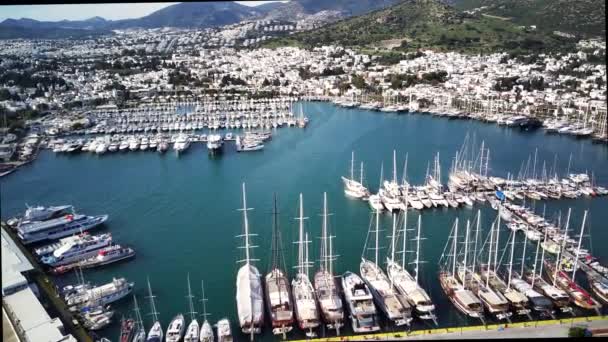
291,194 -> 320,338
199,281 -> 214,342
235,183 -> 264,337
145,278 -> 163,342
313,192 -> 344,335
342,151 -> 370,199
386,213 -> 437,323
132,295 -> 146,342
360,210 -> 412,327
184,274 -> 199,342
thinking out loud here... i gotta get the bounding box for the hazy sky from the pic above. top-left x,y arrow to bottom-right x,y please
0,1 -> 287,22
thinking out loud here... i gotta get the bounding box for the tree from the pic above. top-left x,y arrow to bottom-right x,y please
351,74 -> 367,89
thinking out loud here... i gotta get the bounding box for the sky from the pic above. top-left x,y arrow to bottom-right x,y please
0,1 -> 287,22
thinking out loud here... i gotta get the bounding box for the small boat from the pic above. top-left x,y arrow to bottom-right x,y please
215,319 -> 232,342
184,274 -> 200,342
146,279 -> 163,342
120,317 -> 135,342
166,314 -> 186,342
341,271 -> 380,333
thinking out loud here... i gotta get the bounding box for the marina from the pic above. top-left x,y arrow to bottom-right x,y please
1,101 -> 607,341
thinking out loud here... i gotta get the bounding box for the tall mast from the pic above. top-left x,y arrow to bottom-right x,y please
463,220 -> 470,281
360,162 -> 364,184
567,153 -> 572,175
472,211 -> 481,277
390,212 -> 397,263
553,208 -> 571,286
296,193 -> 309,276
401,153 -> 409,187
321,192 -> 328,271
393,149 -> 397,183
413,215 -> 422,283
133,295 -> 145,331
571,210 -> 587,281
146,277 -> 160,323
240,183 -> 253,266
452,218 -> 459,277
519,228 -> 528,277
536,228 -> 548,286
304,232 -> 310,279
493,211 -> 501,277
486,222 -> 494,287
351,151 -> 354,180
200,280 -> 210,322
374,210 -> 380,265
402,210 -> 408,268
186,273 -> 197,321
507,230 -> 516,289
532,147 -> 538,181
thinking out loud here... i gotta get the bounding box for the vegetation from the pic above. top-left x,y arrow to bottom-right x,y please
262,0 -> 579,55
452,0 -> 606,38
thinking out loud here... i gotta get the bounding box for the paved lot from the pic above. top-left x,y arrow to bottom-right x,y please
2,308 -> 19,342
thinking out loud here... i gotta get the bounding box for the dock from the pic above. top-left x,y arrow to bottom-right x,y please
292,315 -> 608,341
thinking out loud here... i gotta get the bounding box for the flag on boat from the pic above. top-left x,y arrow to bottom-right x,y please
495,190 -> 506,202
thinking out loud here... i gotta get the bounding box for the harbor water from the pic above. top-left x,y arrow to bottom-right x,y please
1,102 -> 607,340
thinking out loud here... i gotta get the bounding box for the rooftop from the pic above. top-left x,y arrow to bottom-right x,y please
1,227 -> 34,296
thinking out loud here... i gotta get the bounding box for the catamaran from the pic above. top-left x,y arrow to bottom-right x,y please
264,195 -> 294,337
235,183 -> 264,337
184,274 -> 200,342
146,278 -> 163,342
291,194 -> 320,338
313,192 -> 344,335
438,218 -> 484,320
386,213 -> 437,323
360,210 -> 412,327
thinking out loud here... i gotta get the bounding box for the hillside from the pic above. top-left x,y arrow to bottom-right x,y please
451,0 -> 606,38
262,0 -> 579,54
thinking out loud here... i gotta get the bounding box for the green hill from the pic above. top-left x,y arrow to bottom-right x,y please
452,0 -> 606,38
262,0 -> 579,54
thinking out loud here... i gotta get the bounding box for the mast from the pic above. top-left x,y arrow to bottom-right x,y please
413,215 -> 422,283
393,149 -> 397,183
486,222 -> 495,287
452,218 -> 459,277
186,273 -> 197,321
571,210 -> 587,281
493,211 -> 501,278
295,193 -> 309,276
507,230 -> 516,289
401,152 -> 409,187
350,151 -> 354,180
304,232 -> 310,279
360,162 -> 364,185
200,280 -> 210,322
553,208 -> 571,286
146,277 -> 160,323
402,210 -> 408,268
537,228 -> 548,286
532,147 -> 538,181
463,220 -> 470,281
472,211 -> 481,279
374,210 -> 380,265
239,183 -> 253,266
321,192 -> 329,272
390,212 -> 397,263
133,295 -> 145,331
519,227 -> 528,277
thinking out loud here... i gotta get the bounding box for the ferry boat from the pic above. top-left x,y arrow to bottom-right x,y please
166,314 -> 186,342
41,233 -> 112,266
216,318 -> 232,342
66,277 -> 134,309
18,213 -> 109,245
341,271 -> 380,333
79,244 -> 136,269
34,232 -> 99,258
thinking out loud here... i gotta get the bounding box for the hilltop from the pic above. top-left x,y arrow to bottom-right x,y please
451,0 -> 606,38
261,0 -> 580,54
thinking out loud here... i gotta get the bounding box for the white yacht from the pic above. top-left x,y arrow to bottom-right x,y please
139,137 -> 149,151
174,134 -> 191,154
206,134 -> 223,153
341,271 -> 380,333
129,137 -> 140,151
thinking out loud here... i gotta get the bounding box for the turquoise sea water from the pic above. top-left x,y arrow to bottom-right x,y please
2,102 -> 607,341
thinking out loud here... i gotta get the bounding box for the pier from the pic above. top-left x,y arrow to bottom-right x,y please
292,315 -> 608,341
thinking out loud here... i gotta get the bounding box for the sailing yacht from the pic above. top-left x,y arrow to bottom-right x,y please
360,211 -> 412,327
438,218 -> 484,319
264,195 -> 294,337
132,295 -> 147,342
386,214 -> 437,323
341,152 -> 370,199
199,281 -> 214,342
291,194 -> 320,338
313,192 -> 344,335
146,278 -> 163,342
184,274 -> 199,342
235,183 -> 264,336
462,220 -> 512,321
341,271 -> 380,333
380,151 -> 406,211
